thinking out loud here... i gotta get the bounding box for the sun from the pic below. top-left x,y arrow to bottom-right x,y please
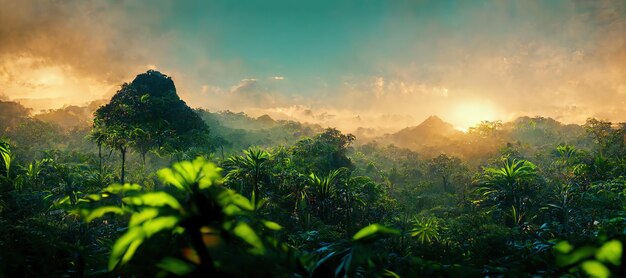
447,101 -> 498,132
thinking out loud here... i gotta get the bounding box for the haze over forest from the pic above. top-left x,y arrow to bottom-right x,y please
2,1 -> 626,277
1,0 -> 626,132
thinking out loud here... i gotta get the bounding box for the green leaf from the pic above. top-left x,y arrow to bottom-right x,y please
596,240 -> 622,265
129,208 -> 160,227
83,193 -> 103,202
554,241 -> 574,254
226,191 -> 254,211
141,216 -> 179,237
109,227 -> 145,270
157,158 -> 222,191
383,269 -> 401,278
556,246 -> 596,267
85,206 -> 124,222
157,257 -> 193,275
55,196 -> 71,206
352,224 -> 400,242
157,168 -> 188,191
581,260 -> 610,278
125,192 -> 181,209
104,183 -> 142,194
263,220 -> 282,231
233,222 -> 265,254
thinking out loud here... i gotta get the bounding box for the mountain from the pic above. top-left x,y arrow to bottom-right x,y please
94,70 -> 209,153
195,109 -> 323,153
256,114 -> 278,128
386,115 -> 464,152
130,70 -> 178,98
34,100 -> 106,130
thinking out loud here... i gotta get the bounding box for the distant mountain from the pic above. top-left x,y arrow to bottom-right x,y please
392,115 -> 461,139
34,100 -> 106,130
196,109 -> 323,153
364,114 -> 592,165
385,115 -> 464,152
256,114 -> 278,128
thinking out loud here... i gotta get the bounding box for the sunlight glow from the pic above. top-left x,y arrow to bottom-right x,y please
34,69 -> 65,86
448,101 -> 498,132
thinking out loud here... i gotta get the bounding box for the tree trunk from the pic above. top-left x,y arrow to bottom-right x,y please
141,151 -> 147,168
253,166 -> 260,210
120,147 -> 126,184
344,194 -> 349,231
189,224 -> 217,275
98,143 -> 103,172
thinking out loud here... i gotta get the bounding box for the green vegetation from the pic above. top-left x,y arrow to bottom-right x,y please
1,71 -> 625,277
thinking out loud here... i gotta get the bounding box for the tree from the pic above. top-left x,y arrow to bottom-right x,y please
224,147 -> 271,210
584,118 -> 614,157
292,128 -> 355,175
308,168 -> 344,222
468,120 -> 503,138
129,127 -> 153,166
5,118 -> 61,161
0,140 -> 11,178
92,70 -> 209,183
88,127 -> 108,171
428,154 -> 464,193
0,100 -> 30,134
410,216 -> 442,245
476,159 -> 538,223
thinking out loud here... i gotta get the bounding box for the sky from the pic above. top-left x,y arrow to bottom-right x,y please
1,0 -> 625,132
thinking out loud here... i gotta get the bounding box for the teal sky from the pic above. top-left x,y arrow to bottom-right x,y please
1,0 -> 625,131
147,0 -> 573,88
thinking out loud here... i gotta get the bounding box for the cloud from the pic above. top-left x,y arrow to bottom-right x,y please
192,78 -> 300,112
0,1 -> 157,82
0,0 -> 164,110
349,0 -> 626,126
1,0 -> 624,131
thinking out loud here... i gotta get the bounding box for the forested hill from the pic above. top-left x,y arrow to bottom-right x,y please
1,71 -> 625,277
195,109 -> 323,153
0,98 -> 323,155
369,115 -> 592,166
0,96 -> 599,161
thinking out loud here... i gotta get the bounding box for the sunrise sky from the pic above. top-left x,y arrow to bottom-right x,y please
1,0 -> 625,131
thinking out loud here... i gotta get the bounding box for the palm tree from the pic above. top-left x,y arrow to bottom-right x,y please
15,159 -> 45,190
88,127 -> 107,171
287,182 -> 311,227
476,159 -> 538,218
410,217 -> 442,245
108,128 -> 130,184
130,127 -> 152,167
225,147 -> 271,210
0,140 -> 11,178
308,168 -> 344,221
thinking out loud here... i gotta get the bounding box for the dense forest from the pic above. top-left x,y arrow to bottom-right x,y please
1,71 -> 625,277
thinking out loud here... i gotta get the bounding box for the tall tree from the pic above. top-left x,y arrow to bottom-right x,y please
292,128 -> 355,175
225,147 -> 271,210
0,140 -> 11,178
476,159 -> 538,224
584,118 -> 614,157
428,154 -> 464,193
93,70 -> 209,183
